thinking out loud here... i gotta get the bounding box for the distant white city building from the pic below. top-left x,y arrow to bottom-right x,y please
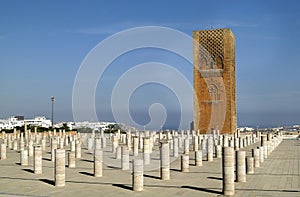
62,121 -> 115,131
0,116 -> 52,131
238,127 -> 254,132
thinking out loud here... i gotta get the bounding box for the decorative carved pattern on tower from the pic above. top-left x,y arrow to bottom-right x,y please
193,28 -> 236,134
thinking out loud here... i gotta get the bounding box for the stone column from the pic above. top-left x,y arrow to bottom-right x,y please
116,146 -> 121,159
95,138 -> 102,150
252,148 -> 260,168
126,134 -> 132,151
101,136 -> 106,148
222,147 -> 235,196
236,151 -> 246,182
234,137 -> 239,150
139,136 -> 143,150
41,139 -> 46,151
193,136 -> 199,151
94,149 -> 103,177
133,137 -> 139,156
28,141 -> 33,157
19,139 -> 25,151
184,138 -> 189,154
112,136 -> 118,153
8,136 -> 12,150
181,154 -> 189,172
246,157 -> 254,174
216,145 -> 222,158
59,137 -> 64,149
70,140 -> 76,152
143,137 -> 150,165
13,139 -> 18,151
68,151 -> 76,168
173,136 -> 179,158
160,140 -> 170,180
51,137 -> 58,162
121,146 -> 130,170
259,146 -> 264,163
223,135 -> 229,147
20,149 -> 28,166
55,149 -> 65,187
75,140 -> 81,159
87,137 -> 94,153
207,137 -> 213,161
34,146 -> 42,174
0,143 -> 6,160
132,159 -> 143,191
195,150 -> 202,166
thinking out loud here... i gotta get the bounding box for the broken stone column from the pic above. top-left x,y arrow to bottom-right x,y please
207,136 -> 213,161
112,136 -> 118,153
173,136 -> 179,158
246,156 -> 254,174
116,146 -> 121,159
59,137 -> 64,149
184,138 -> 189,154
259,146 -> 264,163
195,150 -> 202,166
234,138 -> 239,150
181,154 -> 189,172
101,136 -> 106,148
252,148 -> 260,168
143,137 -> 150,165
94,149 -> 103,177
222,147 -> 235,196
28,141 -> 33,157
55,149 -> 65,186
236,150 -> 246,182
68,151 -> 76,168
121,146 -> 130,170
41,139 -> 46,151
51,137 -> 58,162
126,134 -> 132,151
34,146 -> 42,174
75,140 -> 81,159
0,143 -> 6,160
19,138 -> 25,151
193,136 -> 199,151
95,137 -> 101,150
132,159 -> 143,191
223,135 -> 229,147
216,145 -> 222,158
133,136 -> 139,156
87,137 -> 94,153
160,140 -> 170,180
20,149 -> 28,166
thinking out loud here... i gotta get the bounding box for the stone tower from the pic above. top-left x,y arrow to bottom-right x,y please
193,28 -> 236,134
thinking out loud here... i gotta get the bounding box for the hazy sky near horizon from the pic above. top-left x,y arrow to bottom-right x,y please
1,0 -> 300,129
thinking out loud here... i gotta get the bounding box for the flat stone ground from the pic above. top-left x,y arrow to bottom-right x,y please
0,138 -> 299,197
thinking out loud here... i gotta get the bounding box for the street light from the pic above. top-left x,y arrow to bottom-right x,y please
51,96 -> 55,128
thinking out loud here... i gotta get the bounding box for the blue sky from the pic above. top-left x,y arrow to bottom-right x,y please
1,0 -> 300,129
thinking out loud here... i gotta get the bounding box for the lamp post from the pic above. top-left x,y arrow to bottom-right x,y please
51,96 -> 55,128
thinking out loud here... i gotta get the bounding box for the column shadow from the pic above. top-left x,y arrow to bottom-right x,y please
143,174 -> 160,180
22,169 -> 34,173
79,171 -> 94,177
181,186 -> 222,195
39,179 -> 55,186
112,183 -> 132,191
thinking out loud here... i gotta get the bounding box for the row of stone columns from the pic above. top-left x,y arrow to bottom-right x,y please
222,133 -> 283,195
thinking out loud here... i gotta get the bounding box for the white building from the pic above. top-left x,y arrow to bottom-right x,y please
61,121 -> 115,131
0,116 -> 51,131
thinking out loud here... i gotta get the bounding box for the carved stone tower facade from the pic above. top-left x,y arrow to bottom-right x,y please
193,28 -> 236,134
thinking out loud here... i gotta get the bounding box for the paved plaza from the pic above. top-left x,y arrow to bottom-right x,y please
0,136 -> 299,197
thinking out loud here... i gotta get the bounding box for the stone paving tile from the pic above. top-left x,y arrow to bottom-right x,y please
0,137 -> 299,196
